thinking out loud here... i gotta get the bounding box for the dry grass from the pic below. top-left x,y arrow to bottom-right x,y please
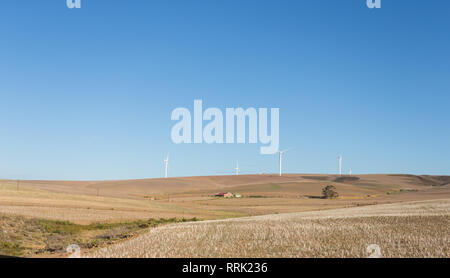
0,182 -> 242,223
0,214 -> 197,257
1,174 -> 449,257
2,174 -> 442,199
86,199 -> 450,258
1,174 -> 449,224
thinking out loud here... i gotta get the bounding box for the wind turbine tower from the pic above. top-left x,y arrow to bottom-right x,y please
278,149 -> 290,176
234,162 -> 239,176
164,155 -> 169,178
338,155 -> 342,176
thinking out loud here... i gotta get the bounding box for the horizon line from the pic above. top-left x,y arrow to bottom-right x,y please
1,172 -> 447,182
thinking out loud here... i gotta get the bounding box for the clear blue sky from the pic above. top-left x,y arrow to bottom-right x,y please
1,0 -> 449,180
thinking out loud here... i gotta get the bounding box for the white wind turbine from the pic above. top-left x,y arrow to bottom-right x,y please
338,155 -> 342,176
234,162 -> 239,176
278,149 -> 290,176
164,154 -> 169,178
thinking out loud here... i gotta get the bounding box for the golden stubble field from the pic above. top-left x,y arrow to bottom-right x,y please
86,199 -> 450,258
1,174 -> 449,224
0,174 -> 449,257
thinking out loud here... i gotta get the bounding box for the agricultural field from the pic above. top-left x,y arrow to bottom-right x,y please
0,215 -> 196,257
87,199 -> 450,258
0,174 -> 449,257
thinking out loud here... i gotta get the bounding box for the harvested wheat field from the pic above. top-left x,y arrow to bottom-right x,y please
86,199 -> 450,258
1,174 -> 450,257
1,174 -> 450,225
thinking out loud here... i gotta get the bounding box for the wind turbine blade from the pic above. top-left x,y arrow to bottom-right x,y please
280,148 -> 293,153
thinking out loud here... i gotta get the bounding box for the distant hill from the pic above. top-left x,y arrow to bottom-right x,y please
2,174 -> 448,199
